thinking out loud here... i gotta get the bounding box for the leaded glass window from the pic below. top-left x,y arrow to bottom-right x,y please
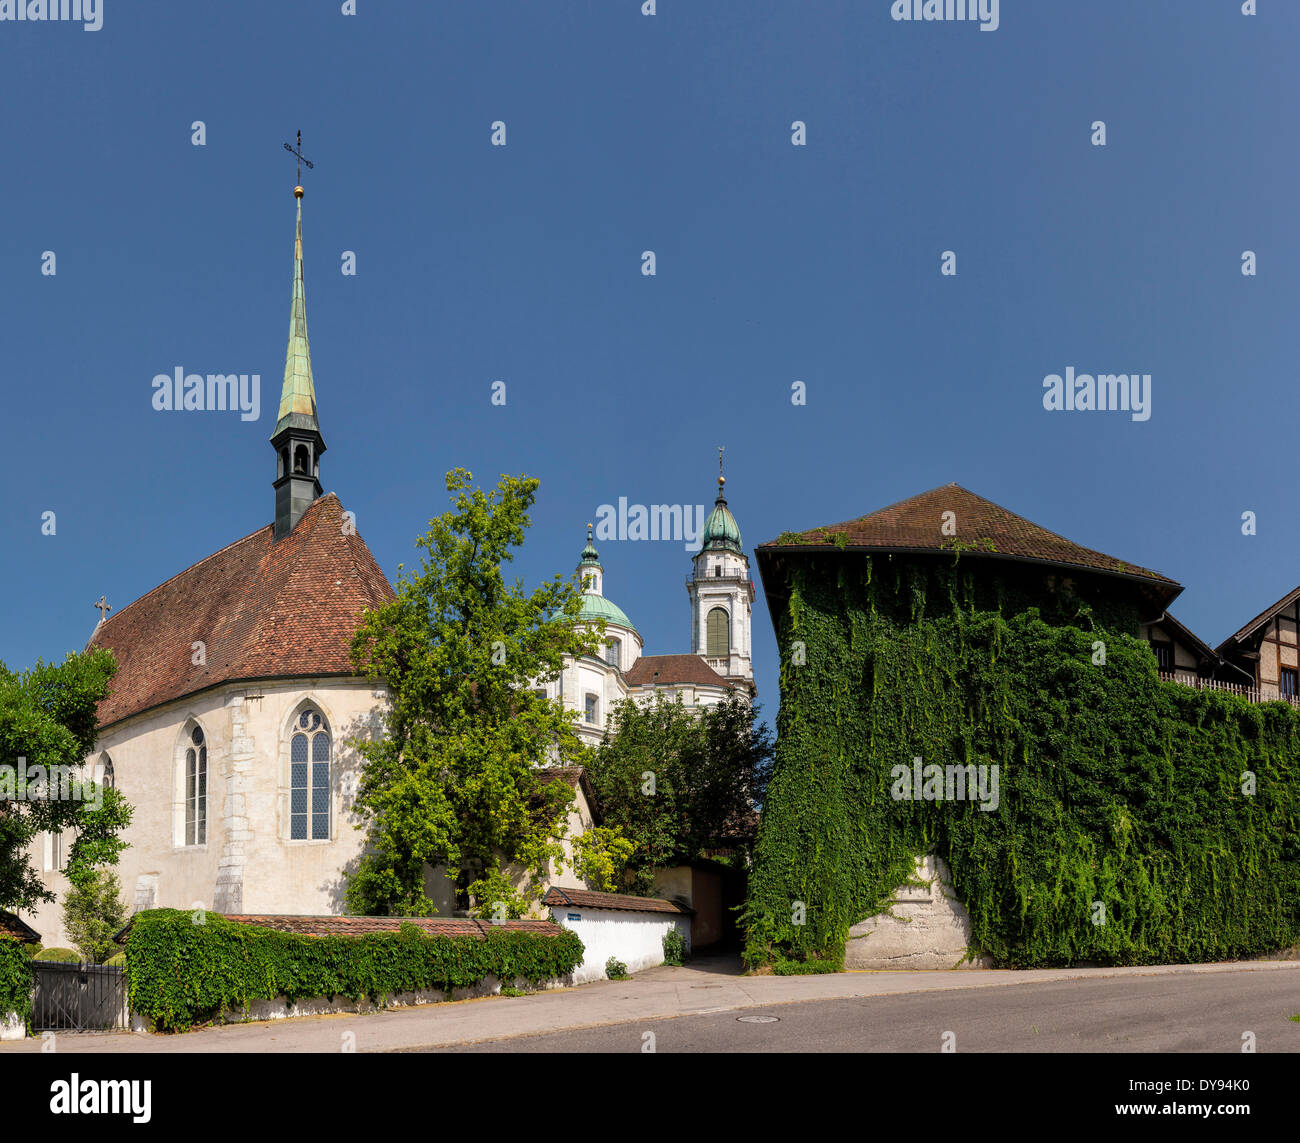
291,708 -> 331,840
185,726 -> 206,846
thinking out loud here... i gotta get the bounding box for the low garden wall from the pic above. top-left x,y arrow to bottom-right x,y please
543,888 -> 692,983
121,909 -> 585,1032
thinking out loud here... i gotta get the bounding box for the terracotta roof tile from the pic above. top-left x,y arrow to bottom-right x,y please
624,654 -> 734,689
220,915 -> 562,938
0,911 -> 41,943
758,483 -> 1179,591
542,887 -> 693,915
114,913 -> 565,943
87,493 -> 394,728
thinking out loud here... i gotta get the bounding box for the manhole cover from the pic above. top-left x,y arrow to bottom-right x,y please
737,1015 -> 780,1024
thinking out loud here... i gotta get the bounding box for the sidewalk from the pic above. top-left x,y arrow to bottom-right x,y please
4,956 -> 1298,1053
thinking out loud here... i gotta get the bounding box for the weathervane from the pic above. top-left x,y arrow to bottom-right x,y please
282,129 -> 314,196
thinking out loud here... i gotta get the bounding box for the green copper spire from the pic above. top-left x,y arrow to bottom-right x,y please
270,176 -> 326,542
701,473 -> 743,553
273,194 -> 318,438
580,522 -> 601,566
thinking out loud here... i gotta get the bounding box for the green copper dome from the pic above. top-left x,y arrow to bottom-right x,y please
574,525 -> 638,636
578,593 -> 639,636
702,477 -> 742,553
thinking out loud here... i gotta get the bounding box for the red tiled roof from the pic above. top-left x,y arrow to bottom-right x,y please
537,766 -> 600,822
1218,583 -> 1300,650
758,483 -> 1179,591
87,493 -> 395,728
221,915 -> 563,938
114,913 -> 564,943
543,887 -> 693,915
624,654 -> 733,689
0,911 -> 41,943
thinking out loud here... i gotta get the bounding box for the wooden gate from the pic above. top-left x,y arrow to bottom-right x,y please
31,962 -> 129,1032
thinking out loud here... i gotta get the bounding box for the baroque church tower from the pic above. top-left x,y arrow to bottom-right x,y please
688,471 -> 755,686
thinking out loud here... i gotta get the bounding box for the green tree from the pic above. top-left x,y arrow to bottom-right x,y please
346,469 -> 603,918
586,692 -> 774,892
62,869 -> 127,964
0,650 -> 133,913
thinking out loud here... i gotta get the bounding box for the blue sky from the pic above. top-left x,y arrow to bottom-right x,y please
1,1 -> 1297,716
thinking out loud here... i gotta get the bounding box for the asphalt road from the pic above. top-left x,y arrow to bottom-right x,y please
422,970 -> 1300,1052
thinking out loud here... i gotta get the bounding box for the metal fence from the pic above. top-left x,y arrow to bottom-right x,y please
31,962 -> 129,1032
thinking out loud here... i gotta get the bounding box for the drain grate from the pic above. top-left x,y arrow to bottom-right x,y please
737,1014 -> 780,1024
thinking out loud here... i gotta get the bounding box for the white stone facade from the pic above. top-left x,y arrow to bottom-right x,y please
23,677 -> 387,947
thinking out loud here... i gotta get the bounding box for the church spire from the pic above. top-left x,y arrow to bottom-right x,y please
273,192 -> 319,437
271,136 -> 326,540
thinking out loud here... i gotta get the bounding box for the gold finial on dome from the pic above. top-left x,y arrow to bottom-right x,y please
294,185 -> 304,199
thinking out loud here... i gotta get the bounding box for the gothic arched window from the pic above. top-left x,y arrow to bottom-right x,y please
291,708 -> 331,840
706,607 -> 730,657
100,753 -> 115,790
185,726 -> 206,846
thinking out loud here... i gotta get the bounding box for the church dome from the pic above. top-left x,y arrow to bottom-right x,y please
578,593 -> 638,636
573,524 -> 639,637
702,476 -> 743,553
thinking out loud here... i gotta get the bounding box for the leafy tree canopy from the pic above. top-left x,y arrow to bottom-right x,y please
346,469 -> 604,917
0,649 -> 132,912
586,692 -> 774,892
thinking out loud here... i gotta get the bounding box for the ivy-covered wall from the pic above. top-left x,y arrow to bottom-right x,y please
744,554 -> 1300,970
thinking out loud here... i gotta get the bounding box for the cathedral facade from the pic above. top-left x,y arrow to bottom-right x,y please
548,484 -> 756,749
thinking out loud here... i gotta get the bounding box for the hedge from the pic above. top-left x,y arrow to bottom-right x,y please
0,937 -> 32,1028
124,909 -> 585,1032
744,555 -> 1300,969
32,947 -> 81,963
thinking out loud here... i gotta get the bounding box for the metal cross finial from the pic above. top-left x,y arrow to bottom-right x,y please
283,129 -> 314,186
94,595 -> 111,624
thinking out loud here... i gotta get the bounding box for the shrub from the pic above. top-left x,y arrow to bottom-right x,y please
32,948 -> 81,964
605,956 -> 628,980
0,938 -> 32,1027
662,928 -> 686,967
103,952 -> 126,967
62,870 -> 127,964
124,910 -> 585,1032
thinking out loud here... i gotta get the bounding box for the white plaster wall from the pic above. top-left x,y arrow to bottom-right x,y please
23,677 -> 387,946
549,905 -> 689,983
1,1011 -> 24,1040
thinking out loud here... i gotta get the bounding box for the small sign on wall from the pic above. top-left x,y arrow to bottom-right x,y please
568,913 -> 581,921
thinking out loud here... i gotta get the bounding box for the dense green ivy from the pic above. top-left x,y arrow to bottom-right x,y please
124,909 -> 584,1032
0,936 -> 31,1027
744,555 -> 1300,969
